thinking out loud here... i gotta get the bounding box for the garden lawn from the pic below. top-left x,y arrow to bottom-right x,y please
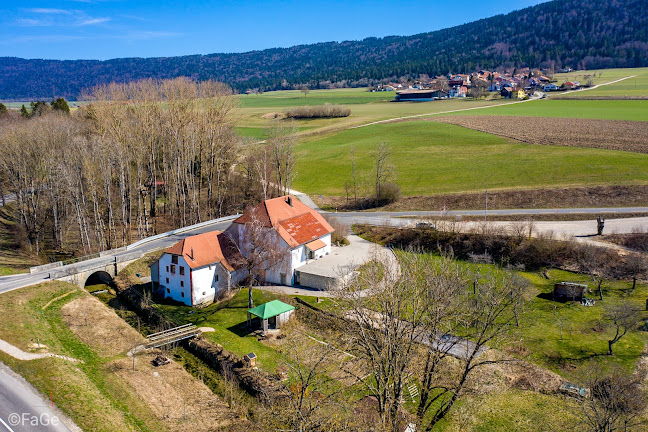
292,120 -> 648,196
520,269 -> 648,382
156,289 -> 288,372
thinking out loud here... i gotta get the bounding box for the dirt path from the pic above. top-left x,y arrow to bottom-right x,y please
0,338 -> 81,362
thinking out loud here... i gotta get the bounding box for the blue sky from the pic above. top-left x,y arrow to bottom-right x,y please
0,0 -> 549,60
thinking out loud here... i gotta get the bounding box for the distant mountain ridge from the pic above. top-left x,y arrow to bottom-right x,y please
1,0 -> 647,100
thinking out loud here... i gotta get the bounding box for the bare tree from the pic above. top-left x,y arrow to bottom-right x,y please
373,142 -> 394,202
421,271 -> 525,430
604,304 -> 642,356
577,368 -> 647,432
620,253 -> 648,292
267,122 -> 297,196
225,214 -> 284,309
300,86 -> 310,98
337,250 -> 427,432
578,245 -> 610,301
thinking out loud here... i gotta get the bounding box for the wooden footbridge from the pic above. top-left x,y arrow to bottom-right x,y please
144,324 -> 201,349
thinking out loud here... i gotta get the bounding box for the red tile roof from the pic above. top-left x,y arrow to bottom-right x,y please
164,230 -> 242,271
305,239 -> 327,251
233,195 -> 334,248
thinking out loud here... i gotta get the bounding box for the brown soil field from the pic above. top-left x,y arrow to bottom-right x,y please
111,354 -> 238,432
316,185 -> 648,212
62,296 -> 145,357
428,115 -> 648,154
63,294 -> 240,431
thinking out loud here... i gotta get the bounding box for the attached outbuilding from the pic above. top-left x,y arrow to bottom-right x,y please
247,300 -> 295,331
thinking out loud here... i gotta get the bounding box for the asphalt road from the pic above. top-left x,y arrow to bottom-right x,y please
0,219 -> 235,295
2,207 -> 648,295
0,363 -> 76,432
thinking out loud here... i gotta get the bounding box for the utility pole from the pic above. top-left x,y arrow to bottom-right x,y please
484,190 -> 488,222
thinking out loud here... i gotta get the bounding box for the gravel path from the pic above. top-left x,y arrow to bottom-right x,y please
0,338 -> 81,363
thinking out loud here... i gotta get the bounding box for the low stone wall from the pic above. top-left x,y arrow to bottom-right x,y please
186,337 -> 285,399
30,261 -> 62,274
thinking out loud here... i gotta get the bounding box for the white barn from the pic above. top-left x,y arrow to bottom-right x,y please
150,230 -> 244,307
226,195 -> 334,286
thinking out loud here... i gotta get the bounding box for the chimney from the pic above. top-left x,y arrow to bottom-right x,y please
286,196 -> 292,207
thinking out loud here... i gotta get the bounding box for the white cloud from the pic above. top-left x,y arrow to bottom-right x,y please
28,8 -> 71,14
77,17 -> 111,26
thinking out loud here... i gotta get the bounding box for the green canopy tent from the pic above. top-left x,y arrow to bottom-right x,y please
247,300 -> 295,331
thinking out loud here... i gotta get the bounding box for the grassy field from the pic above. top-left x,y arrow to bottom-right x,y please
554,67 -> 648,98
291,120 -> 648,196
456,99 -> 648,121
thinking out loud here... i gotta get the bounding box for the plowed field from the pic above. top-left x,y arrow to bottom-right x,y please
429,115 -> 648,154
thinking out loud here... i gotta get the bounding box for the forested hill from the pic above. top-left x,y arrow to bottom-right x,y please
1,0 -> 647,100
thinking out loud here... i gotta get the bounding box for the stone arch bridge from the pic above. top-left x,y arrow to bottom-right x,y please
49,251 -> 144,288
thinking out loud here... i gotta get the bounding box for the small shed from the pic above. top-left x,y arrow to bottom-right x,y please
553,282 -> 588,301
247,300 -> 295,331
243,352 -> 257,367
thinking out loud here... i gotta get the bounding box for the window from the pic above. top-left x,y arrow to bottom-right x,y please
179,266 -> 185,276
171,255 -> 178,264
181,292 -> 185,298
166,266 -> 169,272
202,291 -> 206,296
215,274 -> 219,282
166,278 -> 169,284
170,265 -> 176,274
180,281 -> 184,287
166,288 -> 170,294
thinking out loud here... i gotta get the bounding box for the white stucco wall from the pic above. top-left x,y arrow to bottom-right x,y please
158,253 -> 192,306
227,223 -> 333,287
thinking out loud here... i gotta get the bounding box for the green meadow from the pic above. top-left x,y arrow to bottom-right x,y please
291,121 -> 648,196
554,66 -> 648,98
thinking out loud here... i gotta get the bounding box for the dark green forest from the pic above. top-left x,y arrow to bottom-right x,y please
1,0 -> 646,99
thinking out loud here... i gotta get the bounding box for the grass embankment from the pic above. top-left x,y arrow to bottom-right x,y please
0,282 -> 165,432
292,120 -> 648,197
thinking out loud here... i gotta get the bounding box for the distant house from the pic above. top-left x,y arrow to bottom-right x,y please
395,89 -> 447,101
448,86 -> 467,98
150,231 -> 245,307
226,195 -> 334,287
517,89 -> 527,99
501,87 -> 515,98
562,81 -> 579,90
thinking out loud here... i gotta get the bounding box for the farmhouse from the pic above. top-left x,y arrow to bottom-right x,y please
226,195 -> 334,286
150,231 -> 245,307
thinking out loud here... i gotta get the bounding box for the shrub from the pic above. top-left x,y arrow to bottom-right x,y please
284,103 -> 351,119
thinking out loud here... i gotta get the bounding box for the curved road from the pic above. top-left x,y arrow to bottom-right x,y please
0,363 -> 77,432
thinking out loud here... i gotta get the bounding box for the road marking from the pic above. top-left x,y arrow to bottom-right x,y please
0,417 -> 16,432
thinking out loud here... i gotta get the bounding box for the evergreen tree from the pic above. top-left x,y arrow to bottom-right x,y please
20,104 -> 30,118
50,97 -> 70,114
